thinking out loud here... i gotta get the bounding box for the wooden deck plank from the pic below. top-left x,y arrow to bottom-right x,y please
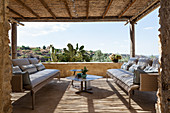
11,78 -> 156,113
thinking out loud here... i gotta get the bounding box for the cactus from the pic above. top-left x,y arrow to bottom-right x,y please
50,43 -> 90,62
50,45 -> 58,62
81,66 -> 88,75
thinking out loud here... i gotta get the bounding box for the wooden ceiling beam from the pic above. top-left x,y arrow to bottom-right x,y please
39,0 -> 56,19
129,0 -> 160,22
9,18 -> 24,26
86,0 -> 89,19
7,6 -> 25,19
102,0 -> 113,19
14,0 -> 40,19
14,16 -> 131,22
118,0 -> 136,18
134,1 -> 160,23
64,0 -> 72,19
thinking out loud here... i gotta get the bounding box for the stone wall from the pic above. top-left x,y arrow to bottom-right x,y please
156,0 -> 170,112
0,0 -> 12,113
43,62 -> 122,77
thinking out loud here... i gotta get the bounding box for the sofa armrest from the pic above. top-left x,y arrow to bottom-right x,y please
139,73 -> 159,91
11,72 -> 26,92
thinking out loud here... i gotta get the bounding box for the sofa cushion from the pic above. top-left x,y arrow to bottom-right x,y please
13,66 -> 22,73
128,57 -> 138,64
28,58 -> 39,64
34,63 -> 45,71
133,69 -> 146,84
12,58 -> 30,67
137,58 -> 152,69
152,58 -> 159,69
121,62 -> 127,69
28,69 -> 60,88
20,64 -> 37,74
122,57 -> 138,71
22,71 -> 32,86
124,63 -> 133,71
129,64 -> 143,73
107,69 -> 134,87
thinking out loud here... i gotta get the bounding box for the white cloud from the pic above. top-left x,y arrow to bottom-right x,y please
144,27 -> 154,30
18,22 -> 70,37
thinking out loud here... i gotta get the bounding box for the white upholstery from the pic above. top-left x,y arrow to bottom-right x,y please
107,69 -> 134,87
29,69 -> 60,88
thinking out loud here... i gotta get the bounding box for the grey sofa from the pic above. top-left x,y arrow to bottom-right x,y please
11,58 -> 60,110
106,57 -> 159,108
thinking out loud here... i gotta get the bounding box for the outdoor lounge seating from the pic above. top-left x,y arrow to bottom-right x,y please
106,57 -> 159,108
11,58 -> 60,110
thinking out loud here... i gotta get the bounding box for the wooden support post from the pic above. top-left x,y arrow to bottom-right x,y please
11,23 -> 17,59
130,21 -> 135,57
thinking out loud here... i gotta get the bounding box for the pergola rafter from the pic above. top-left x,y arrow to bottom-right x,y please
14,0 -> 40,19
134,1 -> 160,22
64,0 -> 72,19
7,6 -> 25,19
86,0 -> 89,19
129,0 -> 160,22
118,0 -> 137,18
102,0 -> 113,19
39,0 -> 56,19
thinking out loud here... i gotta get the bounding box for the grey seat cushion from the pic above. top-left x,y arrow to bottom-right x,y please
29,69 -> 60,88
12,58 -> 30,67
137,58 -> 152,69
28,58 -> 39,64
20,64 -> 37,74
13,66 -> 22,73
107,69 -> 134,87
34,63 -> 46,71
128,57 -> 138,64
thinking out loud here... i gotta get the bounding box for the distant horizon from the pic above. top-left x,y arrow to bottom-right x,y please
9,8 -> 159,56
16,45 -> 159,56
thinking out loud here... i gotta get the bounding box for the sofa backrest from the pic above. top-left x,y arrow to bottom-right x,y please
28,58 -> 39,64
152,58 -> 159,68
12,58 -> 30,67
128,57 -> 138,64
137,58 -> 152,69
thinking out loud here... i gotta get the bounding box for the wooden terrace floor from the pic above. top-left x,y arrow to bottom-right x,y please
11,78 -> 157,113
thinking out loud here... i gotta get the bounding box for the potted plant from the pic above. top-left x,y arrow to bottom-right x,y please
109,54 -> 122,63
81,66 -> 88,78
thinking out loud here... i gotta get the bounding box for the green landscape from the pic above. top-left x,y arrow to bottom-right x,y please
12,43 -> 158,62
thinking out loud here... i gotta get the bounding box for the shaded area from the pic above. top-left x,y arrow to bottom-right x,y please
107,80 -> 157,113
11,78 -> 157,113
12,79 -> 70,113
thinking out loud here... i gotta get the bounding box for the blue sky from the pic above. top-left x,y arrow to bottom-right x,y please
10,8 -> 159,55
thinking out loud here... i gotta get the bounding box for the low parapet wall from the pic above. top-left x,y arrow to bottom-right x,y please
43,62 -> 122,78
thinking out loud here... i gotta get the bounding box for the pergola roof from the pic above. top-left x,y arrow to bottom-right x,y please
8,0 -> 160,22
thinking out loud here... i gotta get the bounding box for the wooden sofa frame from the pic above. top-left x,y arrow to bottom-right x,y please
106,71 -> 159,108
11,72 -> 60,110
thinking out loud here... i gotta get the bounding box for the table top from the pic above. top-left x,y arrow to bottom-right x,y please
66,75 -> 103,81
70,69 -> 82,72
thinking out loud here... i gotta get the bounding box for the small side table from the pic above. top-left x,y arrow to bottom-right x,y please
70,69 -> 82,86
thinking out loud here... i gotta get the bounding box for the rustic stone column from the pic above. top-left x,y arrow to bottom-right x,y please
156,0 -> 170,112
130,21 -> 135,57
0,0 -> 12,113
11,23 -> 17,59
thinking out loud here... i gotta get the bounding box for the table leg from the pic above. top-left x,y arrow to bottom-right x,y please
76,81 -> 92,94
